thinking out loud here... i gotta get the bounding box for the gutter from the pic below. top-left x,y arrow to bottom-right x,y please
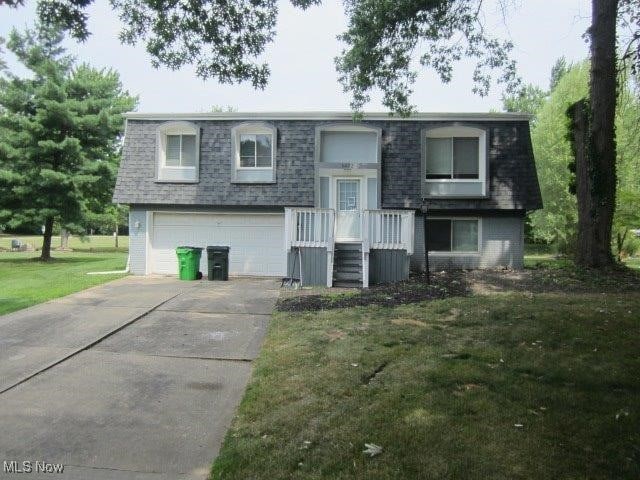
122,111 -> 533,122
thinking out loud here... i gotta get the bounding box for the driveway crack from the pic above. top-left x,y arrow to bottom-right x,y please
0,290 -> 185,395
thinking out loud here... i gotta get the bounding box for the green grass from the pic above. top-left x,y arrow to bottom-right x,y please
211,286 -> 640,479
625,257 -> 640,270
0,251 -> 128,315
0,234 -> 128,253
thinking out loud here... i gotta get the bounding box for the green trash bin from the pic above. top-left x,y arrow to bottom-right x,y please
176,246 -> 203,280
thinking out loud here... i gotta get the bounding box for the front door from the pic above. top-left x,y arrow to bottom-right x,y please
335,179 -> 361,241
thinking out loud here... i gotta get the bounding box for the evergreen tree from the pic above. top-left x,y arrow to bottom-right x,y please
0,24 -> 136,260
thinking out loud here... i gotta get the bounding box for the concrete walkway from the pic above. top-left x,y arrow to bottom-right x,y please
0,276 -> 279,479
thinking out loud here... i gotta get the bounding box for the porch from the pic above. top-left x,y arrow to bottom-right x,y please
284,208 -> 415,288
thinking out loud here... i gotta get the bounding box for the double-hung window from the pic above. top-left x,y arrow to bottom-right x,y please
239,134 -> 273,168
157,121 -> 200,182
231,122 -> 277,183
165,134 -> 196,167
427,218 -> 479,253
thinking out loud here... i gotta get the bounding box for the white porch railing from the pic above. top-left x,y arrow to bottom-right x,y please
364,209 -> 415,255
285,208 -> 335,287
284,208 -> 335,249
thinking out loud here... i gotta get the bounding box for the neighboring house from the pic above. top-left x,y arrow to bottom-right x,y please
113,112 -> 542,287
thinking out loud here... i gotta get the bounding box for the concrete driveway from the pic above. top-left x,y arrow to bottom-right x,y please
0,276 -> 279,479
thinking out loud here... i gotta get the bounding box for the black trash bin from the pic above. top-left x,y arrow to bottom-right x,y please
206,246 -> 230,281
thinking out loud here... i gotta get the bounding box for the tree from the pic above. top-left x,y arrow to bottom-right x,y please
0,24 -> 136,260
528,63 -> 589,251
83,204 -> 128,246
527,60 -> 640,257
613,189 -> 640,260
502,84 -> 547,120
549,57 -> 570,90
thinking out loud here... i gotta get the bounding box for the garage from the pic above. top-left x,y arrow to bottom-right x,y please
150,212 -> 286,276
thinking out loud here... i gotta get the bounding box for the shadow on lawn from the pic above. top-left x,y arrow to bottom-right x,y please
0,255 -> 119,265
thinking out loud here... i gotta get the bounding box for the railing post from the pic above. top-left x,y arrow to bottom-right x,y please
406,211 -> 415,255
362,210 -> 370,288
326,209 -> 335,287
284,208 -> 292,252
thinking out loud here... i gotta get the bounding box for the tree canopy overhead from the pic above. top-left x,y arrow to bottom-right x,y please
2,0 -> 525,114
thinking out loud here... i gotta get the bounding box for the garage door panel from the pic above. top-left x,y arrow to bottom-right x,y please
150,213 -> 285,276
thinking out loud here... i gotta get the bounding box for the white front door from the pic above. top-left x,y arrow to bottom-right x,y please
335,179 -> 361,241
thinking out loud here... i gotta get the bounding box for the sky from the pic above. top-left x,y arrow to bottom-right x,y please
0,0 -> 592,113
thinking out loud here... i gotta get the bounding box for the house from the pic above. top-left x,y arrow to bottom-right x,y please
113,112 -> 542,287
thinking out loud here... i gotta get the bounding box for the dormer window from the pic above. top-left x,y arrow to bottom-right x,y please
422,126 -> 487,197
231,122 -> 277,183
239,134 -> 273,168
157,121 -> 200,183
166,134 -> 196,167
426,137 -> 479,179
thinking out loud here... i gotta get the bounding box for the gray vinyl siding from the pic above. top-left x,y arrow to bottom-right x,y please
286,247 -> 327,286
369,250 -> 410,285
411,214 -> 524,270
128,208 -> 147,275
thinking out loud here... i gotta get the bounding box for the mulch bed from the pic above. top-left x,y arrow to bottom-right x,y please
276,271 -> 470,312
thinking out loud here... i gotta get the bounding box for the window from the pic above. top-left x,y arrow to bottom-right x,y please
231,122 -> 277,183
156,121 -> 200,182
426,137 -> 479,179
427,218 -> 479,252
320,131 -> 378,164
165,134 -> 196,167
422,126 -> 487,197
239,134 -> 272,168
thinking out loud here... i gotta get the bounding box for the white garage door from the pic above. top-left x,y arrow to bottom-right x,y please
150,212 -> 285,276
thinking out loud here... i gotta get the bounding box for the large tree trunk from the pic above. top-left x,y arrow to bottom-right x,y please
40,216 -> 54,261
577,0 -> 618,267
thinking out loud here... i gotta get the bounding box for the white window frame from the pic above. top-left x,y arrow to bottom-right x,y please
237,132 -> 274,170
316,124 -> 382,165
231,122 -> 277,183
156,121 -> 200,183
423,126 -> 487,196
427,216 -> 482,255
165,134 -> 197,168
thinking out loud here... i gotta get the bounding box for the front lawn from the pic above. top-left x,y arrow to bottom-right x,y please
211,269 -> 640,479
0,252 -> 128,315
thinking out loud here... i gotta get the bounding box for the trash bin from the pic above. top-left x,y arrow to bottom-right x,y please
206,246 -> 230,281
176,246 -> 203,280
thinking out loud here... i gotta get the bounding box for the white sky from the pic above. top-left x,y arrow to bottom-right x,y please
0,0 -> 592,113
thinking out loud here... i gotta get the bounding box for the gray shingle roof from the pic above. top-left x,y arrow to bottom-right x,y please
113,117 -> 542,211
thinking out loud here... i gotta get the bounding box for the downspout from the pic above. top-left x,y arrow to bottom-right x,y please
86,254 -> 130,275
